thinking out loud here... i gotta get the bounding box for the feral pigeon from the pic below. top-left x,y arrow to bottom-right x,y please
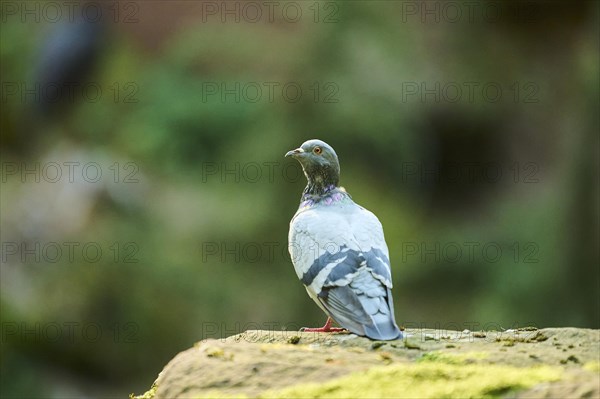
286,139 -> 402,340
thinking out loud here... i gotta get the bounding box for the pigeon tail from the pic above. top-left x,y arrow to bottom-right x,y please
319,281 -> 402,341
363,312 -> 403,340
350,268 -> 402,340
354,285 -> 402,340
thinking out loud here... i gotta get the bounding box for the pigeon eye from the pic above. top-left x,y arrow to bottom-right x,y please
313,147 -> 322,155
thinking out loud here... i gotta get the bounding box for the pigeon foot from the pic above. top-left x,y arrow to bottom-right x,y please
300,317 -> 347,333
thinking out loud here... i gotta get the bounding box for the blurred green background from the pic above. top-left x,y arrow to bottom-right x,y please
1,0 -> 598,397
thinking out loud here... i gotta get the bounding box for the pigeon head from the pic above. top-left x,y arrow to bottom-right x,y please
285,139 -> 340,195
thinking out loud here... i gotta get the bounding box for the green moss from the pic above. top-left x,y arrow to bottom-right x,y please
418,351 -> 488,365
517,327 -> 539,332
496,331 -> 548,345
260,363 -> 562,399
204,346 -> 234,360
371,341 -> 387,350
404,339 -> 421,350
194,391 -> 249,398
584,361 -> 600,372
129,382 -> 158,399
559,355 -> 580,364
287,336 -> 301,345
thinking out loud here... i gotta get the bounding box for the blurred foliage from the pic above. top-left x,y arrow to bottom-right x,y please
1,0 -> 598,397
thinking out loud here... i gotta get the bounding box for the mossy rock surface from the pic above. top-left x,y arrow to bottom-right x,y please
132,328 -> 599,399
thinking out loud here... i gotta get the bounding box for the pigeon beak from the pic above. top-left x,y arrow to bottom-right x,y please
285,148 -> 305,158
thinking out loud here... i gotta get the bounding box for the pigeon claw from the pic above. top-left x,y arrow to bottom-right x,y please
301,326 -> 347,333
300,317 -> 347,333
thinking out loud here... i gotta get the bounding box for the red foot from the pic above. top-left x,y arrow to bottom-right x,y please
300,317 -> 347,333
301,326 -> 347,333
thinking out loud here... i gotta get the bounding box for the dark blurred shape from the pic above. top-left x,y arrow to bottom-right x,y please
33,14 -> 106,119
493,0 -> 589,34
415,109 -> 506,212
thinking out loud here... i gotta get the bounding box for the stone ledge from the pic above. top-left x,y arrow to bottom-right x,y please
132,327 -> 600,399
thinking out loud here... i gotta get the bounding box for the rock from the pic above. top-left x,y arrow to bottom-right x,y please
131,328 -> 600,399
